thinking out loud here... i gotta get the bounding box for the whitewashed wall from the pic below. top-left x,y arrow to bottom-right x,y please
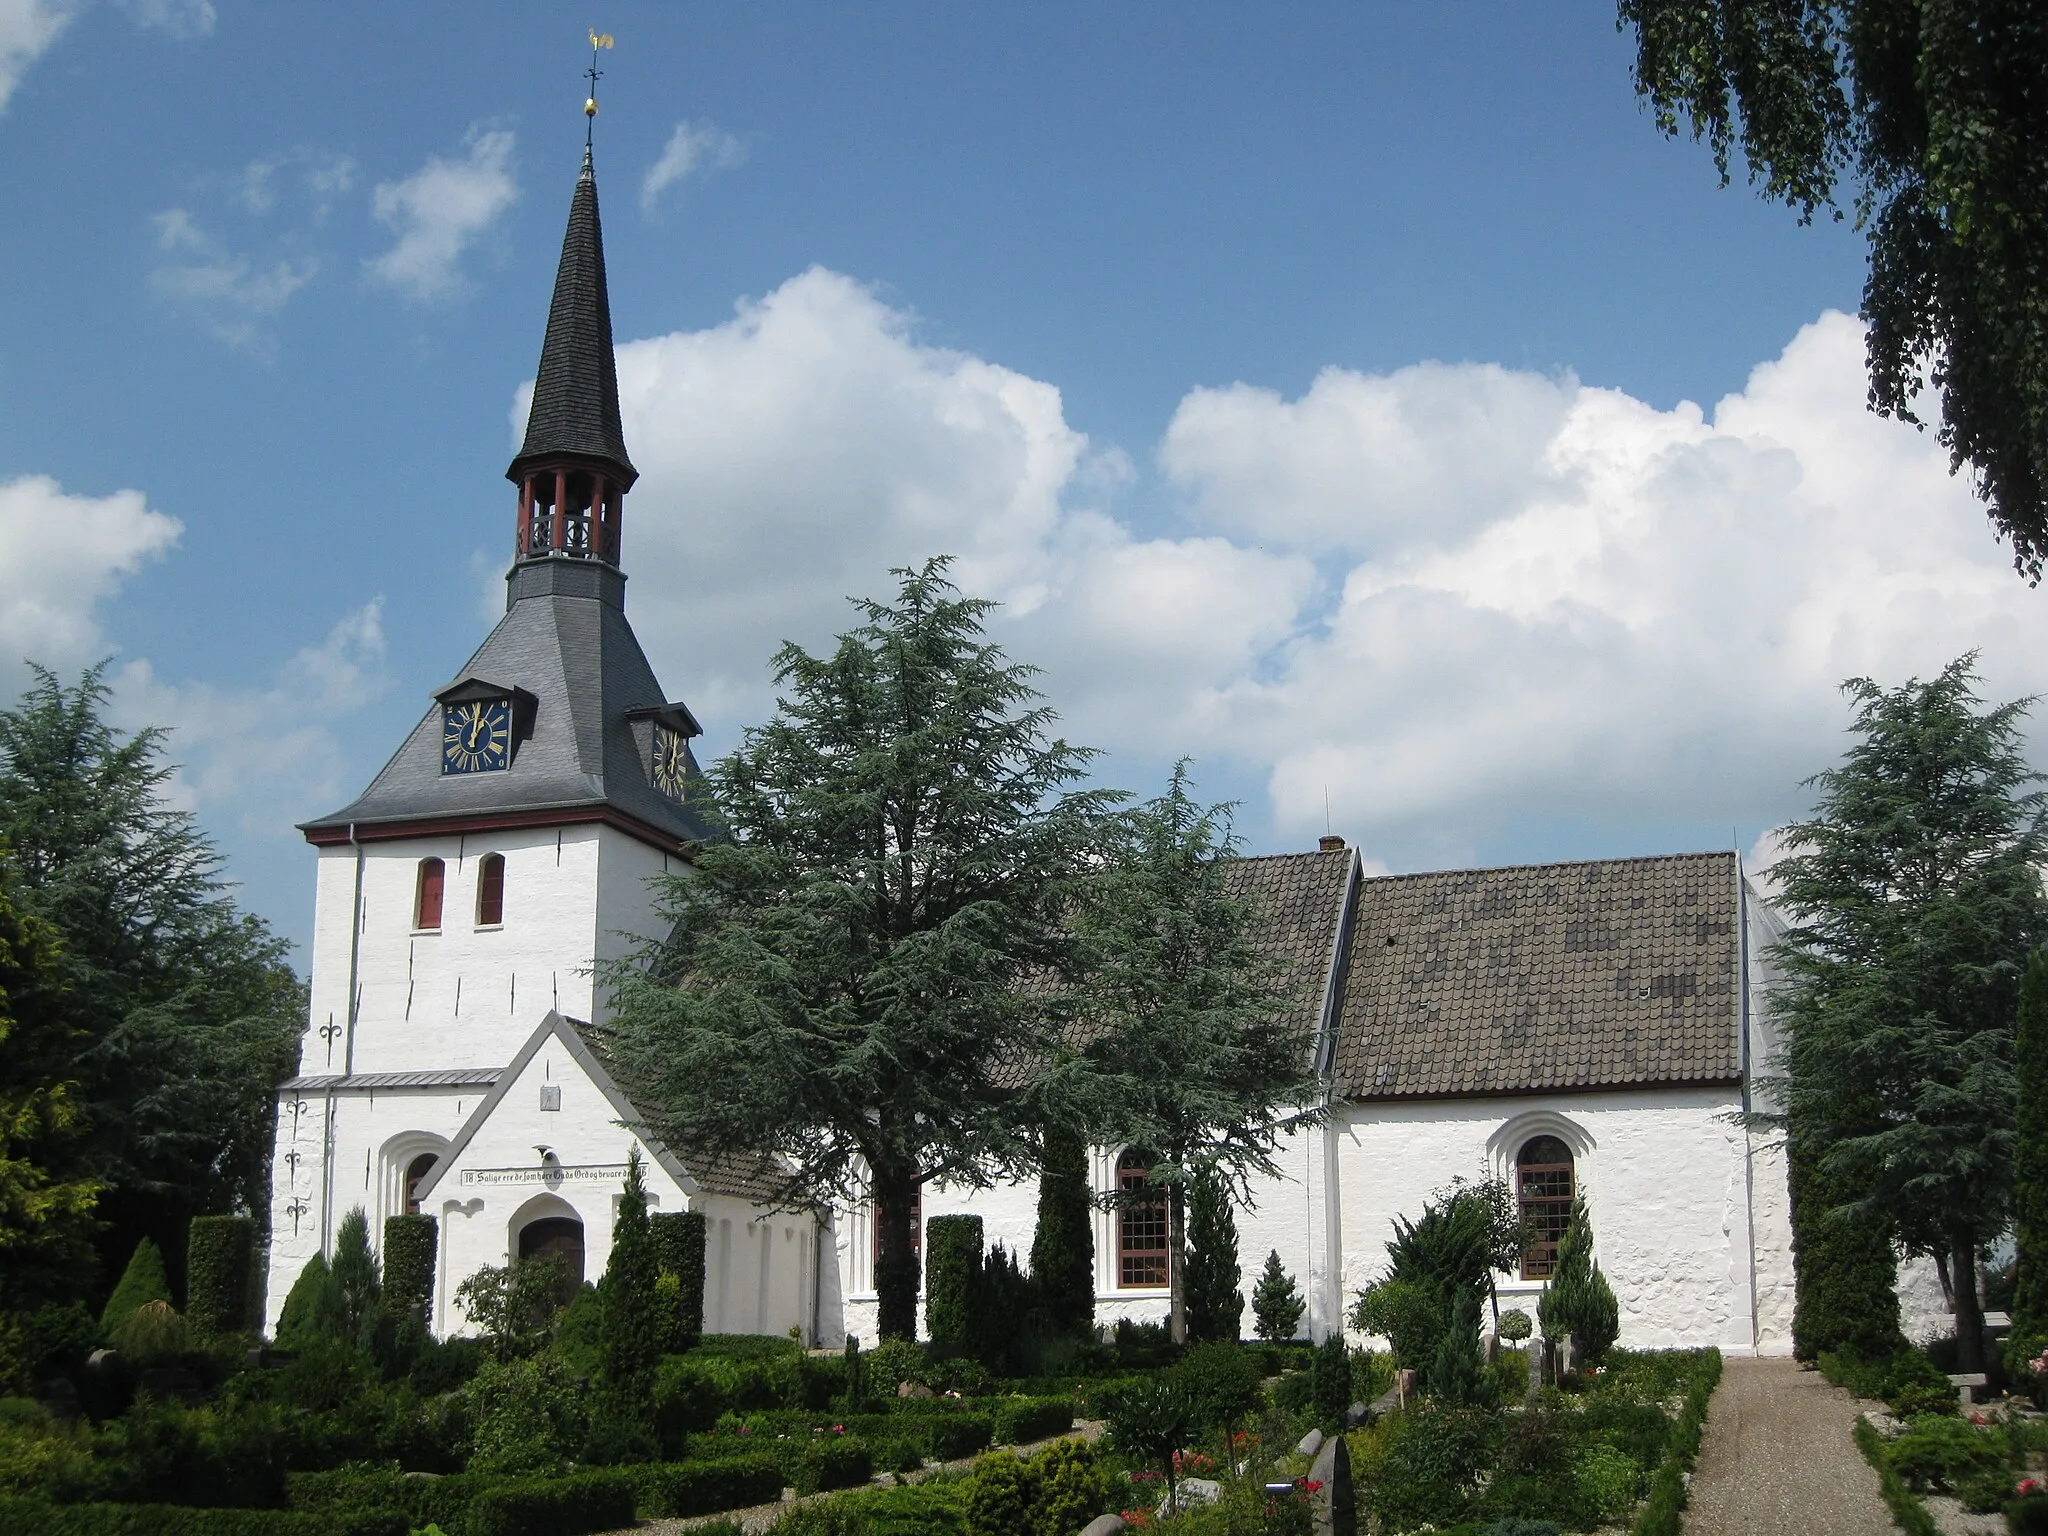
1333,1088 -> 1794,1356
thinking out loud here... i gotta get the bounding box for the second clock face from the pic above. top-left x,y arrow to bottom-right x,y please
442,699 -> 513,774
652,725 -> 688,799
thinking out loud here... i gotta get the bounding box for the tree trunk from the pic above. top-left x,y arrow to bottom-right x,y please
873,1164 -> 921,1341
1167,1178 -> 1188,1345
1953,1234 -> 1986,1377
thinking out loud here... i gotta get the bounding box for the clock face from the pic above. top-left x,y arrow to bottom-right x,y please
442,699 -> 513,774
652,724 -> 688,800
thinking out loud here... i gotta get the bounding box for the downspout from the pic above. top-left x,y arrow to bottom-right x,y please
1315,851 -> 1361,1339
1738,857 -> 1762,1354
325,824 -> 366,1254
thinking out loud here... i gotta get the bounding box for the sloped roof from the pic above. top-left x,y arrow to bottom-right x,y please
570,1018 -> 799,1205
1332,851 -> 1742,1101
509,152 -> 635,485
300,561 -> 713,847
1225,847 -> 1357,1051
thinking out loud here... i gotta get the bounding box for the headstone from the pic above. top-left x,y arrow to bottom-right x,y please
1367,1385 -> 1400,1419
1077,1517 -> 1125,1536
1483,1332 -> 1499,1364
1156,1477 -> 1222,1518
898,1380 -> 935,1399
1950,1372 -> 1989,1408
86,1348 -> 118,1372
1343,1400 -> 1371,1429
1309,1430 -> 1357,1536
1296,1427 -> 1325,1459
1394,1368 -> 1416,1408
1558,1337 -> 1579,1381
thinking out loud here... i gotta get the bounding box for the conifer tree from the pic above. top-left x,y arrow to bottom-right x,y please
608,562 -> 1113,1340
1184,1167 -> 1243,1343
1787,1124 -> 1904,1361
1030,1124 -> 1095,1339
274,1253 -> 346,1347
99,1236 -> 171,1337
2011,947 -> 2048,1373
1769,657 -> 2048,1374
1425,1288 -> 1496,1409
330,1207 -> 382,1348
1537,1199 -> 1619,1364
595,1148 -> 659,1435
1251,1249 -> 1306,1343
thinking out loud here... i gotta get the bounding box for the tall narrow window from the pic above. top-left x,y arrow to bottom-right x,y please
1117,1149 -> 1169,1289
476,853 -> 505,926
404,1153 -> 438,1216
414,858 -> 445,931
1517,1135 -> 1576,1279
871,1183 -> 922,1272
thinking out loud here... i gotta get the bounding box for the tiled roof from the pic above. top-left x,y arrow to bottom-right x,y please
509,154 -> 635,485
281,1067 -> 503,1092
1226,848 -> 1356,1049
570,1018 -> 799,1205
1332,851 -> 1742,1100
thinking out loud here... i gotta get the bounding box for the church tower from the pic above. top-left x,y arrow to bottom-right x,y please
262,139 -> 719,1330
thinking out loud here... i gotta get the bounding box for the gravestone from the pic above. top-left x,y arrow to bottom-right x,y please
1076,1517 -> 1125,1536
1309,1430 -> 1357,1536
1296,1427 -> 1325,1459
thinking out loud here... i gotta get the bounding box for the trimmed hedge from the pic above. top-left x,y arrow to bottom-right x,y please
0,1499 -> 405,1536
649,1210 -> 708,1348
990,1395 -> 1074,1445
925,1215 -> 983,1354
703,1409 -> 994,1464
1626,1348 -> 1723,1536
467,1470 -> 637,1536
626,1453 -> 784,1517
794,1436 -> 875,1495
1850,1416 -> 1941,1536
380,1216 -> 436,1314
186,1216 -> 255,1337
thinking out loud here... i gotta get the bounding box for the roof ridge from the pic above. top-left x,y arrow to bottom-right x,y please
1359,848 -> 1735,884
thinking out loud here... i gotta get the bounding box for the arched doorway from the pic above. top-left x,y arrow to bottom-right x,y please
518,1216 -> 586,1305
404,1153 -> 439,1216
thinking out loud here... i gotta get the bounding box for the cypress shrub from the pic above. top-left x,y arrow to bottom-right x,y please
381,1215 -> 436,1314
274,1254 -> 347,1348
100,1237 -> 172,1337
925,1214 -> 984,1353
1311,1333 -> 1351,1425
2011,948 -> 2048,1376
648,1208 -> 706,1351
1423,1289 -> 1496,1409
1184,1168 -> 1243,1343
329,1209 -> 381,1345
594,1148 -> 660,1447
976,1242 -> 1037,1374
1251,1249 -> 1306,1342
186,1216 -> 255,1337
1787,1125 -> 1905,1361
1030,1125 -> 1095,1337
1536,1198 -> 1620,1364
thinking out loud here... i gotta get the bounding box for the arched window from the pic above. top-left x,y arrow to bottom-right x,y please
1517,1135 -> 1576,1279
870,1184 -> 922,1275
414,858 -> 445,931
1117,1149 -> 1169,1289
404,1153 -> 439,1216
476,853 -> 505,926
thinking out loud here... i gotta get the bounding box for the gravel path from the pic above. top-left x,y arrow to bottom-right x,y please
1682,1357 -> 1893,1536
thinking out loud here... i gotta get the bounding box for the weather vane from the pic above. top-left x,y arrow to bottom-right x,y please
585,28 -> 614,149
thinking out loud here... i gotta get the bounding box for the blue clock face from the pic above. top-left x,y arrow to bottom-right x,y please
442,699 -> 513,774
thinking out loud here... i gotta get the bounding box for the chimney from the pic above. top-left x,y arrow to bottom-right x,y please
1319,834 -> 1346,852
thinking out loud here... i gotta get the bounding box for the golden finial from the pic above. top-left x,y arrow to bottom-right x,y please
584,30 -> 614,144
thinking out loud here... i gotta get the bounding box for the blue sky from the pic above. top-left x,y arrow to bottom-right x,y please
3,2 -> 2039,959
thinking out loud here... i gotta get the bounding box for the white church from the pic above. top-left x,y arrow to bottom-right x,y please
264,139 -> 1812,1358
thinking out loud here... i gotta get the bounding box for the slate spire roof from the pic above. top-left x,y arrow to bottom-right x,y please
508,147 -> 637,489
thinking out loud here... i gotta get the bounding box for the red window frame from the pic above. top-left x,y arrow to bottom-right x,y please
1118,1149 -> 1169,1289
476,852 -> 505,926
415,858 -> 445,931
1517,1135 -> 1576,1280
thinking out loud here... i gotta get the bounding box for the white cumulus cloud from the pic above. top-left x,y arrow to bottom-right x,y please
150,208 -> 317,352
641,120 -> 747,213
0,0 -> 80,114
367,126 -> 517,300
0,474 -> 180,687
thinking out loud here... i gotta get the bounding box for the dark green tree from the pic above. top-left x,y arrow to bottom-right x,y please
2010,946 -> 2048,1374
185,1214 -> 254,1337
1076,765 -> 1323,1342
1310,1333 -> 1351,1426
1183,1167 -> 1243,1343
99,1235 -> 171,1337
1251,1249 -> 1306,1342
1425,1289 -> 1497,1410
647,1209 -> 705,1353
607,561 -> 1113,1340
330,1207 -> 382,1350
926,1213 -> 984,1354
1029,1124 -> 1095,1339
592,1148 -> 659,1455
1351,1185 -> 1493,1371
381,1214 -> 436,1316
1788,1122 -> 1905,1360
0,667 -> 301,1294
0,843 -> 97,1306
273,1253 -> 345,1348
1619,1 -> 2048,573
1768,657 -> 2048,1373
1537,1199 -> 1620,1365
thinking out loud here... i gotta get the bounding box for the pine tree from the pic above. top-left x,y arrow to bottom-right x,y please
1425,1288 -> 1497,1409
1537,1199 -> 1619,1364
595,1148 -> 660,1439
99,1236 -> 171,1337
1030,1124 -> 1095,1339
1183,1167 -> 1243,1342
274,1253 -> 346,1347
607,562 -> 1113,1341
2011,947 -> 2048,1374
1251,1250 -> 1306,1343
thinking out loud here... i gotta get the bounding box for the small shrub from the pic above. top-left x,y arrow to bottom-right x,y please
1105,1377 -> 1196,1488
466,1468 -> 637,1536
991,1395 -> 1073,1446
625,1454 -> 783,1518
648,1210 -> 707,1352
1173,1341 -> 1263,1431
1573,1441 -> 1639,1522
1885,1413 -> 2004,1492
110,1299 -> 190,1362
101,1239 -> 174,1336
1956,1464 -> 2018,1513
1498,1309 -> 1533,1344
964,1450 -> 1035,1536
1029,1438 -> 1110,1536
1310,1334 -> 1351,1424
466,1354 -> 585,1474
1369,1404 -> 1502,1532
863,1338 -> 927,1395
795,1436 -> 874,1495
1252,1249 -> 1307,1342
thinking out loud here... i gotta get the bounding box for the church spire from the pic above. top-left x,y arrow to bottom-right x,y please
508,133 -> 637,569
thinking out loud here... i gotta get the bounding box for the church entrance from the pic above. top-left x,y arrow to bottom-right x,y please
517,1216 -> 585,1305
